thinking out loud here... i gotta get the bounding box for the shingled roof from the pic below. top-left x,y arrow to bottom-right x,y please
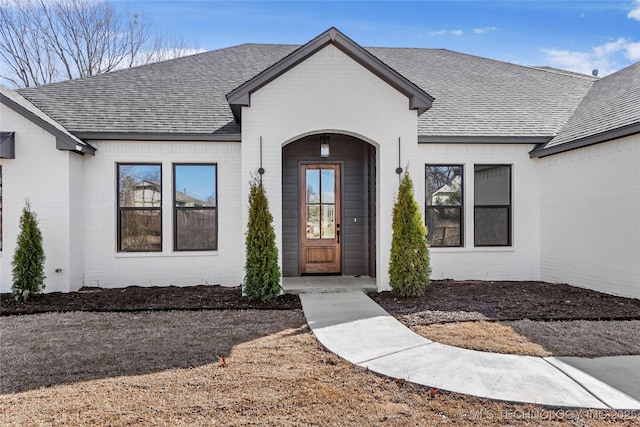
1,84 -> 95,155
531,61 -> 640,157
17,32 -> 635,154
18,44 -> 298,138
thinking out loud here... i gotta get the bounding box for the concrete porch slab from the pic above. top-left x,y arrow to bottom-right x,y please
283,275 -> 377,294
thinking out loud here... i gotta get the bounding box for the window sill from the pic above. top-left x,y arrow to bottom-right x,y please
429,246 -> 515,253
114,251 -> 218,258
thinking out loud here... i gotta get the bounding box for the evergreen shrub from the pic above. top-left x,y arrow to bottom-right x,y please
244,177 -> 281,301
12,200 -> 46,302
389,170 -> 431,297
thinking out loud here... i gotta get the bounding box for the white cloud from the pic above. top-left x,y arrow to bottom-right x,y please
541,37 -> 640,76
626,42 -> 640,61
593,38 -> 628,57
473,26 -> 497,34
541,48 -> 593,73
429,29 -> 463,36
628,0 -> 640,21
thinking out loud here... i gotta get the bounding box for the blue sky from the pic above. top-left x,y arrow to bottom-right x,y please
117,0 -> 640,76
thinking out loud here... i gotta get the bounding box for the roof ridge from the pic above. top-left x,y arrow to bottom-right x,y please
383,47 -> 598,82
529,66 -> 598,81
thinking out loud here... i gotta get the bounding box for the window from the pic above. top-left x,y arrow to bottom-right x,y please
425,165 -> 463,247
117,164 -> 162,252
174,164 -> 217,251
474,165 -> 511,246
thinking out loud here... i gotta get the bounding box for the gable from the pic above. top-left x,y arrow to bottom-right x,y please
226,27 -> 434,124
0,86 -> 95,156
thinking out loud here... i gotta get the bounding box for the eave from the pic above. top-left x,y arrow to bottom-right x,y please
226,27 -> 434,124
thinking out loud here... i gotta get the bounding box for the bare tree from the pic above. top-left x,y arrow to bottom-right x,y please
0,2 -> 57,86
0,0 -> 198,87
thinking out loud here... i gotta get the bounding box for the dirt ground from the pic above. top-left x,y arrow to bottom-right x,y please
3,280 -> 640,359
369,280 -> 640,358
412,319 -> 640,357
2,310 -> 639,426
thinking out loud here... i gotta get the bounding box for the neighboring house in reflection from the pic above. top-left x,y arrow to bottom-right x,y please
431,176 -> 462,206
129,180 -> 213,208
1,27 -> 638,299
132,181 -> 162,207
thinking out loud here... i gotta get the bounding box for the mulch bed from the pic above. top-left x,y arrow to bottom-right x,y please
0,285 -> 301,315
2,280 -> 640,321
370,280 -> 640,322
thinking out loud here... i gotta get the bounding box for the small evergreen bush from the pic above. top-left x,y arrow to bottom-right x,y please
12,200 -> 46,302
389,169 -> 431,298
244,177 -> 281,301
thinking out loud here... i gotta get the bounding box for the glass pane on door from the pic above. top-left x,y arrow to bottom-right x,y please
321,205 -> 335,238
306,170 -> 320,203
321,169 -> 335,203
306,204 -> 320,239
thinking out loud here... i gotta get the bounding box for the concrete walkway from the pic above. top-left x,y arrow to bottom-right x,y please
300,291 -> 640,410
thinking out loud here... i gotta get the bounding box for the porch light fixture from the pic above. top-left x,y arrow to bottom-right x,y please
320,134 -> 330,158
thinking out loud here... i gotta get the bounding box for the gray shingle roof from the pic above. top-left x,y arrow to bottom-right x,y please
17,42 -> 600,141
1,84 -> 95,154
543,61 -> 640,149
18,44 -> 298,135
368,48 -> 596,138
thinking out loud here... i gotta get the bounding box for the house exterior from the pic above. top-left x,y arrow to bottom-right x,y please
1,28 -> 638,298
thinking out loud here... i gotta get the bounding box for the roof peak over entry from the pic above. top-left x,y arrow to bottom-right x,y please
226,27 -> 434,123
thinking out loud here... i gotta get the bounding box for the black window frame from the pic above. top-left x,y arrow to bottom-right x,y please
425,164 -> 464,247
474,164 -> 512,247
173,163 -> 218,252
116,163 -> 163,253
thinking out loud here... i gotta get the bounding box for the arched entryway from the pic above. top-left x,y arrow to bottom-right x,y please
282,133 -> 376,278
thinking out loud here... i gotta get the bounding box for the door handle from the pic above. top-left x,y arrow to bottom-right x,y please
337,223 -> 340,244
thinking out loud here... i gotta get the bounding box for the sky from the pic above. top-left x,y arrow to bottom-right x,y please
116,0 -> 640,76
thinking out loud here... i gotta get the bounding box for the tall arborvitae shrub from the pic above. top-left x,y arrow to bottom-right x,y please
389,170 -> 431,298
12,200 -> 46,302
244,177 -> 281,301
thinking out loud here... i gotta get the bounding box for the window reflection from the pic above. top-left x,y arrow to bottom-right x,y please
426,165 -> 463,247
174,164 -> 217,251
117,164 -> 162,252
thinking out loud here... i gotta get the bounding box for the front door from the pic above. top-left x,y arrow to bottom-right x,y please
300,164 -> 341,273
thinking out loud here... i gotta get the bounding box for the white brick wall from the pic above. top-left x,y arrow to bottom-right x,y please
0,104 -> 75,293
241,44 -> 420,291
68,151 -> 85,291
538,134 -> 640,298
81,140 -> 243,288
417,143 -> 542,281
